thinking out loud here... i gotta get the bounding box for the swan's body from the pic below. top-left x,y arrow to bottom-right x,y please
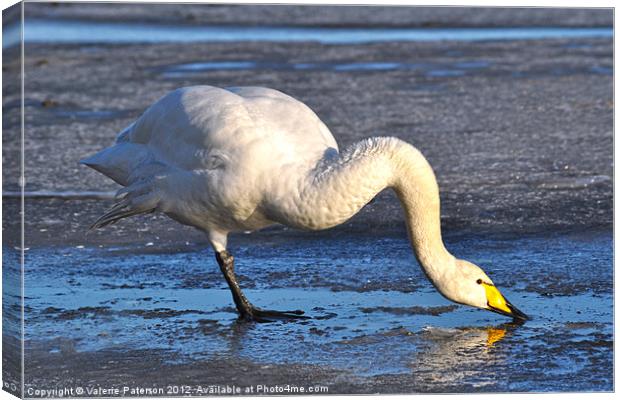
82,85 -> 527,322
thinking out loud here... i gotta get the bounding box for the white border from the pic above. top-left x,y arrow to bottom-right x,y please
0,2 -> 615,400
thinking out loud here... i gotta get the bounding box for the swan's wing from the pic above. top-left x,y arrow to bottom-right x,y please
226,86 -> 339,153
122,86 -> 338,171
121,86 -> 242,171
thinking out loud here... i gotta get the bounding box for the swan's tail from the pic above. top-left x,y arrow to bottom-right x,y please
90,181 -> 160,230
80,142 -> 150,186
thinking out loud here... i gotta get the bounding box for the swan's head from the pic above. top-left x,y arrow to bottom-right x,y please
445,259 -> 529,321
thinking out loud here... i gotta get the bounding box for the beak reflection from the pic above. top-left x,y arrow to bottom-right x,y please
485,327 -> 506,347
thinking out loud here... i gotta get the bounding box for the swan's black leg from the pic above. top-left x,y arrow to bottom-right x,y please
215,250 -> 309,323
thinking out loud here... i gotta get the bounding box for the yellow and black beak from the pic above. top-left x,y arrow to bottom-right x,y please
482,283 -> 530,322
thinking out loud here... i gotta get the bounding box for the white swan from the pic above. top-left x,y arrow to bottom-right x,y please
81,85 -> 528,323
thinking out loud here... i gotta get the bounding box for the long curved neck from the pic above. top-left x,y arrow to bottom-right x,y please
388,140 -> 455,282
279,137 -> 455,284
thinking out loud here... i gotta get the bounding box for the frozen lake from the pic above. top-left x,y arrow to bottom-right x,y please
4,229 -> 612,392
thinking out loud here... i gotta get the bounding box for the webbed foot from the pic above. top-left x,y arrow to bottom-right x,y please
240,307 -> 309,323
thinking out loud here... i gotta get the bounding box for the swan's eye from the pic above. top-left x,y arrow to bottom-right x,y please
476,279 -> 483,285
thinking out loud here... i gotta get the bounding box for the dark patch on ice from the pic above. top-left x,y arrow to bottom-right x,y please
119,308 -> 208,319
